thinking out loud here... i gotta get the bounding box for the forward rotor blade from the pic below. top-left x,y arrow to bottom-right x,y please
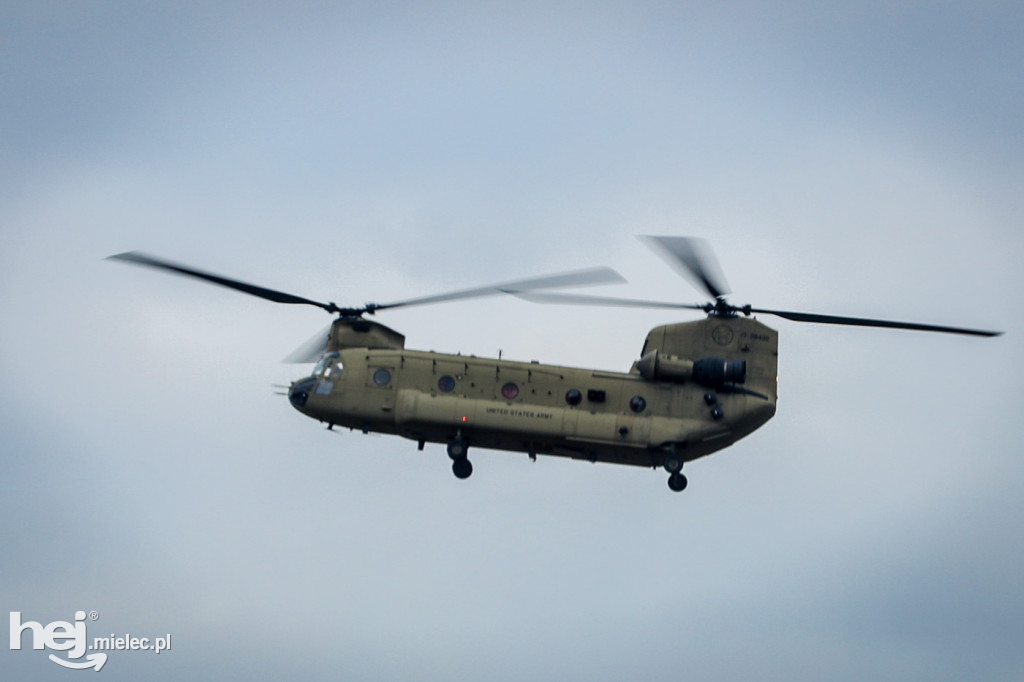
282,322 -> 335,363
640,236 -> 731,300
513,291 -> 705,311
750,307 -> 1002,337
107,252 -> 338,313
369,266 -> 626,312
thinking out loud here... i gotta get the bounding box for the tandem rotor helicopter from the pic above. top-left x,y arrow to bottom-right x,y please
109,237 -> 1001,493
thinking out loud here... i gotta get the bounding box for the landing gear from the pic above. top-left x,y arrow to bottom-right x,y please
663,449 -> 684,474
447,437 -> 468,460
447,435 -> 472,480
668,472 -> 688,492
452,457 -> 473,479
662,445 -> 687,492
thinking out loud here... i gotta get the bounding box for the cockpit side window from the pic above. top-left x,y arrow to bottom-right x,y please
313,351 -> 342,377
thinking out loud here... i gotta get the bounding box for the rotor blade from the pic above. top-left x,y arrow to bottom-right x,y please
282,322 -> 334,363
639,235 -> 731,300
750,307 -> 1002,337
513,291 -> 706,311
107,251 -> 339,313
369,266 -> 626,312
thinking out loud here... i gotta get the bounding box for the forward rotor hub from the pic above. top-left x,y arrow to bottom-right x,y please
703,298 -> 752,318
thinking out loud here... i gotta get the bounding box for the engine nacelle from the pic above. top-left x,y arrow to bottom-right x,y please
635,351 -> 746,387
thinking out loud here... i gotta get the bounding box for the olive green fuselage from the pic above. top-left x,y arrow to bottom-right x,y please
291,316 -> 779,469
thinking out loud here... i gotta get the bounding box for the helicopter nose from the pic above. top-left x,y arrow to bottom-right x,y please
289,376 -> 317,410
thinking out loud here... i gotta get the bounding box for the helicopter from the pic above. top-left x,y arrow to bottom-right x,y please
108,237 -> 1001,493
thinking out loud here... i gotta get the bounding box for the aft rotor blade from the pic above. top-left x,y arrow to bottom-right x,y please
513,291 -> 705,311
640,235 -> 731,300
750,307 -> 1002,337
369,267 -> 626,312
107,251 -> 339,313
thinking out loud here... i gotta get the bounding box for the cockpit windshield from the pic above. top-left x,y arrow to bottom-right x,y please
313,351 -> 341,377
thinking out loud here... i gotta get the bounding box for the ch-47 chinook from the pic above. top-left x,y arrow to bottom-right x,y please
108,237 -> 1001,493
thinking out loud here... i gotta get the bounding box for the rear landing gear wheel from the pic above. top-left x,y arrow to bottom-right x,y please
668,472 -> 688,492
663,450 -> 684,474
452,458 -> 473,480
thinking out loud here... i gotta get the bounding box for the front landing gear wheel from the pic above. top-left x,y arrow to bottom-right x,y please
668,472 -> 688,492
452,458 -> 473,480
447,438 -> 468,460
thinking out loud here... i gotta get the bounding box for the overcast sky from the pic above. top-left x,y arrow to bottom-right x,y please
2,2 -> 1022,680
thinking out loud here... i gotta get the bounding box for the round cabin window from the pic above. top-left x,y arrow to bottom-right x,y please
438,375 -> 456,393
501,382 -> 519,400
629,395 -> 647,413
565,389 -> 582,406
373,368 -> 391,386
